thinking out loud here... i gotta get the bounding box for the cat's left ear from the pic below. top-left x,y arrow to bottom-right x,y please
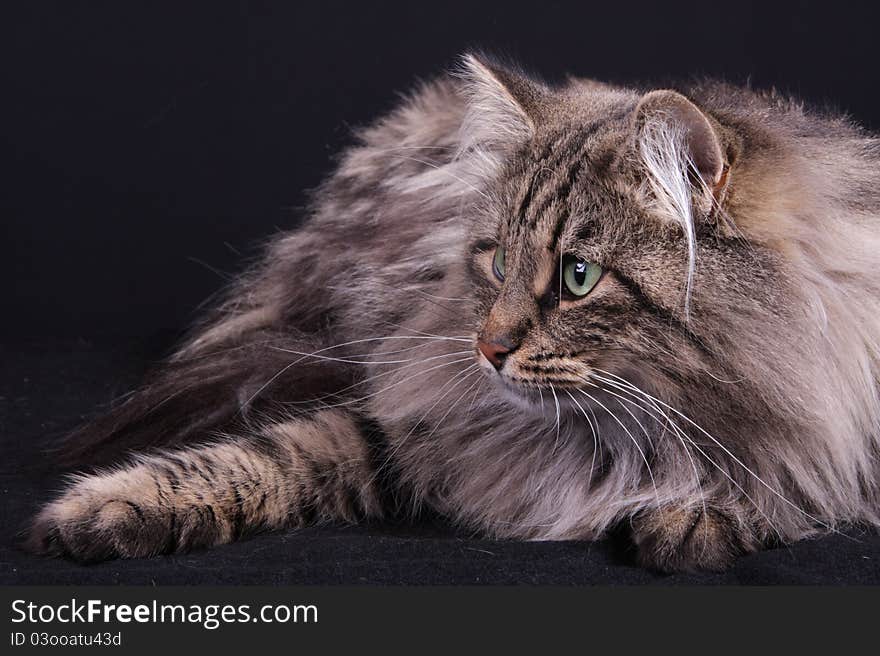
457,53 -> 548,150
635,90 -> 732,215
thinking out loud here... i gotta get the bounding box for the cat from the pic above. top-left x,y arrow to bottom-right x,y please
26,54 -> 880,573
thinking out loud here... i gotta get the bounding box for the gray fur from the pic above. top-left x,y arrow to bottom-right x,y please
28,54 -> 880,572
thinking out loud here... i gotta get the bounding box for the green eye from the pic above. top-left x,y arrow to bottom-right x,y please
562,255 -> 602,297
492,246 -> 506,281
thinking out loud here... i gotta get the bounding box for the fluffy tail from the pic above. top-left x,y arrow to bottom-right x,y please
58,328 -> 354,470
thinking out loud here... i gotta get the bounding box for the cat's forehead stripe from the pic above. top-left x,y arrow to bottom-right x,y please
509,120 -> 609,256
524,125 -> 600,229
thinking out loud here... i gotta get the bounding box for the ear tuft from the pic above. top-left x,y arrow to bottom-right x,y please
636,90 -> 726,190
634,90 -> 730,318
456,53 -> 546,147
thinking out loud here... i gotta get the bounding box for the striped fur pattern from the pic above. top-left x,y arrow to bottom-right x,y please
27,54 -> 880,572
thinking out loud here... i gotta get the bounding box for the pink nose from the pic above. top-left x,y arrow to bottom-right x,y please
478,340 -> 511,370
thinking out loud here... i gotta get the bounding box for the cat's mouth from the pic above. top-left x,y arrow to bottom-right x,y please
475,346 -> 585,405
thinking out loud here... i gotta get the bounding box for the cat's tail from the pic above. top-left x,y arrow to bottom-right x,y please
56,328 -> 356,471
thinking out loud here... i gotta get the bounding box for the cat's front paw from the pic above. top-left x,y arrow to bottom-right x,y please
26,481 -> 177,563
630,505 -> 758,573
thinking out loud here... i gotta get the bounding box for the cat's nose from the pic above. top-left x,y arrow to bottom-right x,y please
477,340 -> 512,370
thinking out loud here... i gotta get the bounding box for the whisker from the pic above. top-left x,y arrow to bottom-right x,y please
267,348 -> 417,366
577,388 -> 659,502
589,368 -> 837,540
591,368 -> 838,530
582,376 -> 710,534
185,333 -> 470,365
595,380 -> 712,551
240,334 -> 471,410
392,364 -> 480,450
371,367 -> 481,488
464,380 -> 483,417
565,389 -> 600,490
317,356 -> 476,410
549,383 -> 562,451
612,397 -> 656,453
284,349 -> 474,406
598,386 -> 706,511
361,341 -> 469,357
414,372 -> 482,444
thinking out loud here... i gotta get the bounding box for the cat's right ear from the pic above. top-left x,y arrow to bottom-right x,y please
456,53 -> 547,151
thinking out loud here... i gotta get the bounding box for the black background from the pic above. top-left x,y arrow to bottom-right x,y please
3,0 -> 880,340
4,2 -> 880,585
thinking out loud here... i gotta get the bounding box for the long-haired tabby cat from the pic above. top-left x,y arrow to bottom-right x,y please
26,54 -> 880,573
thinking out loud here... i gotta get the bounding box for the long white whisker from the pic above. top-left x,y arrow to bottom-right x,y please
183,333 -> 467,364
284,349 -> 475,406
577,388 -> 659,502
268,349 -> 419,365
464,375 -> 484,417
367,341 -> 470,357
612,397 -> 655,453
584,376 -> 710,537
239,334 -> 471,411
318,356 -> 476,410
380,366 -> 479,464
565,389 -> 599,490
549,383 -> 562,451
417,373 -> 482,445
612,387 -> 714,554
591,367 -> 839,534
596,368 -> 843,535
373,368 -> 482,486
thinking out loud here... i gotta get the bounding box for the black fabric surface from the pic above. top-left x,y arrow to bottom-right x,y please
2,337 -> 879,585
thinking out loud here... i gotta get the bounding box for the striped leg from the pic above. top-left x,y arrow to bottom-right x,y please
28,410 -> 383,562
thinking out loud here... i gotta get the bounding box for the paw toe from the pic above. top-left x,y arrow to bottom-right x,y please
27,497 -> 171,562
633,507 -> 754,573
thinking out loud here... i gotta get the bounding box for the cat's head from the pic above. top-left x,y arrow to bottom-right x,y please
455,54 -> 855,434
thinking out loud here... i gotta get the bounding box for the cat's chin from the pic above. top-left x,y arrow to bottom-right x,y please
487,372 -> 553,415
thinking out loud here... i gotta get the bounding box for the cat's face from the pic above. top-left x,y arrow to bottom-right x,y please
467,121 -> 675,400
461,83 -> 788,420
